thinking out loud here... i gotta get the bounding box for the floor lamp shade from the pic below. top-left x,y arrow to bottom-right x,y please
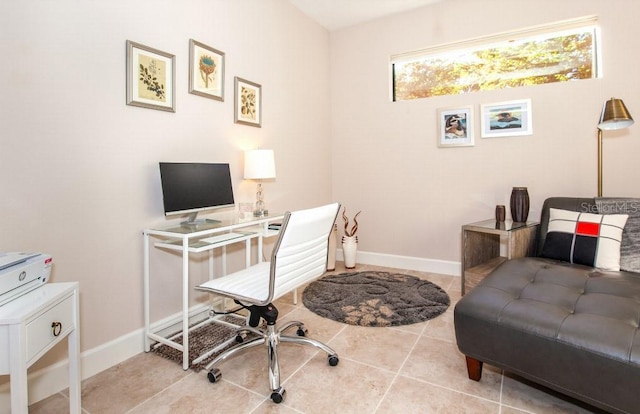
597,98 -> 634,197
244,149 -> 276,216
598,98 -> 634,130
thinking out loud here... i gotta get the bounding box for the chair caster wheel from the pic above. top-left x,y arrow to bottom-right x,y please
296,327 -> 307,337
235,334 -> 244,343
270,387 -> 286,403
207,368 -> 222,383
328,355 -> 339,366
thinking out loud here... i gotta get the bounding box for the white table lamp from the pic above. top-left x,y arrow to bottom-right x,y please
244,149 -> 276,217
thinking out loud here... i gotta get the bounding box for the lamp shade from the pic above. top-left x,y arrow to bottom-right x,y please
244,149 -> 276,179
598,98 -> 634,130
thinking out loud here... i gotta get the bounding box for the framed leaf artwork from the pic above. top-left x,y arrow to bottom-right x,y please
126,40 -> 175,112
234,77 -> 261,127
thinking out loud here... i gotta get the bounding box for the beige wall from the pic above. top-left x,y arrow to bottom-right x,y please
0,0 -> 331,363
2,0 -> 640,386
330,0 -> 640,263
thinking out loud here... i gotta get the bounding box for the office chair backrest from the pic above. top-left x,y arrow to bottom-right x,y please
267,203 -> 340,303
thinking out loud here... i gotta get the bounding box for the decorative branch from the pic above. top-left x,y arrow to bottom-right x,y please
342,207 -> 361,237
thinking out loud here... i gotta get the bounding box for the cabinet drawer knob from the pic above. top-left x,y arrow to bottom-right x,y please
51,321 -> 62,336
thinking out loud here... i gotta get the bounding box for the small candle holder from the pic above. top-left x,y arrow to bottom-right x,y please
495,205 -> 506,222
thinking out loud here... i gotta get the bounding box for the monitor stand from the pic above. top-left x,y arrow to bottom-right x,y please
180,212 -> 220,227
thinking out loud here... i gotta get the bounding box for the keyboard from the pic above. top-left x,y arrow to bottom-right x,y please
201,232 -> 246,244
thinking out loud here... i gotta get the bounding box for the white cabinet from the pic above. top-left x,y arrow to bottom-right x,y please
0,282 -> 80,413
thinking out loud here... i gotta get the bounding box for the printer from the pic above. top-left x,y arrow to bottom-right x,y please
0,252 -> 52,306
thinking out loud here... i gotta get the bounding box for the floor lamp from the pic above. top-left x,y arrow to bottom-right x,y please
244,149 -> 276,217
597,98 -> 634,197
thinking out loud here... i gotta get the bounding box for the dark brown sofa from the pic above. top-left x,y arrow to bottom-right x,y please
454,197 -> 640,414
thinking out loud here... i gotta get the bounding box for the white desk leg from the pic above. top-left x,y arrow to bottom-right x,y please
68,289 -> 81,413
182,238 -> 190,370
245,239 -> 251,267
221,246 -> 227,276
258,234 -> 264,263
208,250 -> 214,280
143,232 -> 151,352
9,324 -> 28,413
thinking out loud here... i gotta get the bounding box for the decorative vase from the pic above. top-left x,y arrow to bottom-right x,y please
327,223 -> 337,271
510,187 -> 530,223
342,235 -> 358,269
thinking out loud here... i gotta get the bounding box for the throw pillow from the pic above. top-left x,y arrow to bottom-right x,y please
541,208 -> 628,271
596,198 -> 640,273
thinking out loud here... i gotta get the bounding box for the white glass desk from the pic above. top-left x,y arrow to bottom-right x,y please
143,213 -> 283,370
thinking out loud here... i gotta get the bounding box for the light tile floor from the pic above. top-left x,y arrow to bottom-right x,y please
31,263 -> 605,413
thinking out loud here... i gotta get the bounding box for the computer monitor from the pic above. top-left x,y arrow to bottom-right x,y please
159,162 -> 235,225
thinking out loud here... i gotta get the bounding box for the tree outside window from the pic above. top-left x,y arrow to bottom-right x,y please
392,19 -> 599,101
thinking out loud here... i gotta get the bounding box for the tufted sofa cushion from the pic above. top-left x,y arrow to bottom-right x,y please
472,258 -> 640,365
455,256 -> 640,413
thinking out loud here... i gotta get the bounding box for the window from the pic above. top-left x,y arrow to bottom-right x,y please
392,16 -> 600,101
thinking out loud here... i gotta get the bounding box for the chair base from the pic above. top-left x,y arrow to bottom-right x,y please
204,317 -> 339,404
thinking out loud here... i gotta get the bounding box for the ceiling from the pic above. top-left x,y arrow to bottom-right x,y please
288,0 -> 443,31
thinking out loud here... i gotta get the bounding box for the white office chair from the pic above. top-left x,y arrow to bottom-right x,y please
195,203 -> 341,404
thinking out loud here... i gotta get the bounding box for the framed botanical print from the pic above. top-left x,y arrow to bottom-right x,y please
126,40 -> 175,112
234,77 -> 261,127
189,39 -> 225,101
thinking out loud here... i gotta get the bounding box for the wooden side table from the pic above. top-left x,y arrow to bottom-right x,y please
461,220 -> 539,295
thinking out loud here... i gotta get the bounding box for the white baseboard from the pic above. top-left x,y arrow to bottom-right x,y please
338,249 -> 461,276
0,252 -> 460,411
0,303 -> 213,412
0,330 -> 145,414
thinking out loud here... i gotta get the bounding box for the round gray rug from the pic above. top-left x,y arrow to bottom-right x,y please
302,271 -> 450,327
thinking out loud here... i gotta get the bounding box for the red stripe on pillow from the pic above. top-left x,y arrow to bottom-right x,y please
576,221 -> 600,236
